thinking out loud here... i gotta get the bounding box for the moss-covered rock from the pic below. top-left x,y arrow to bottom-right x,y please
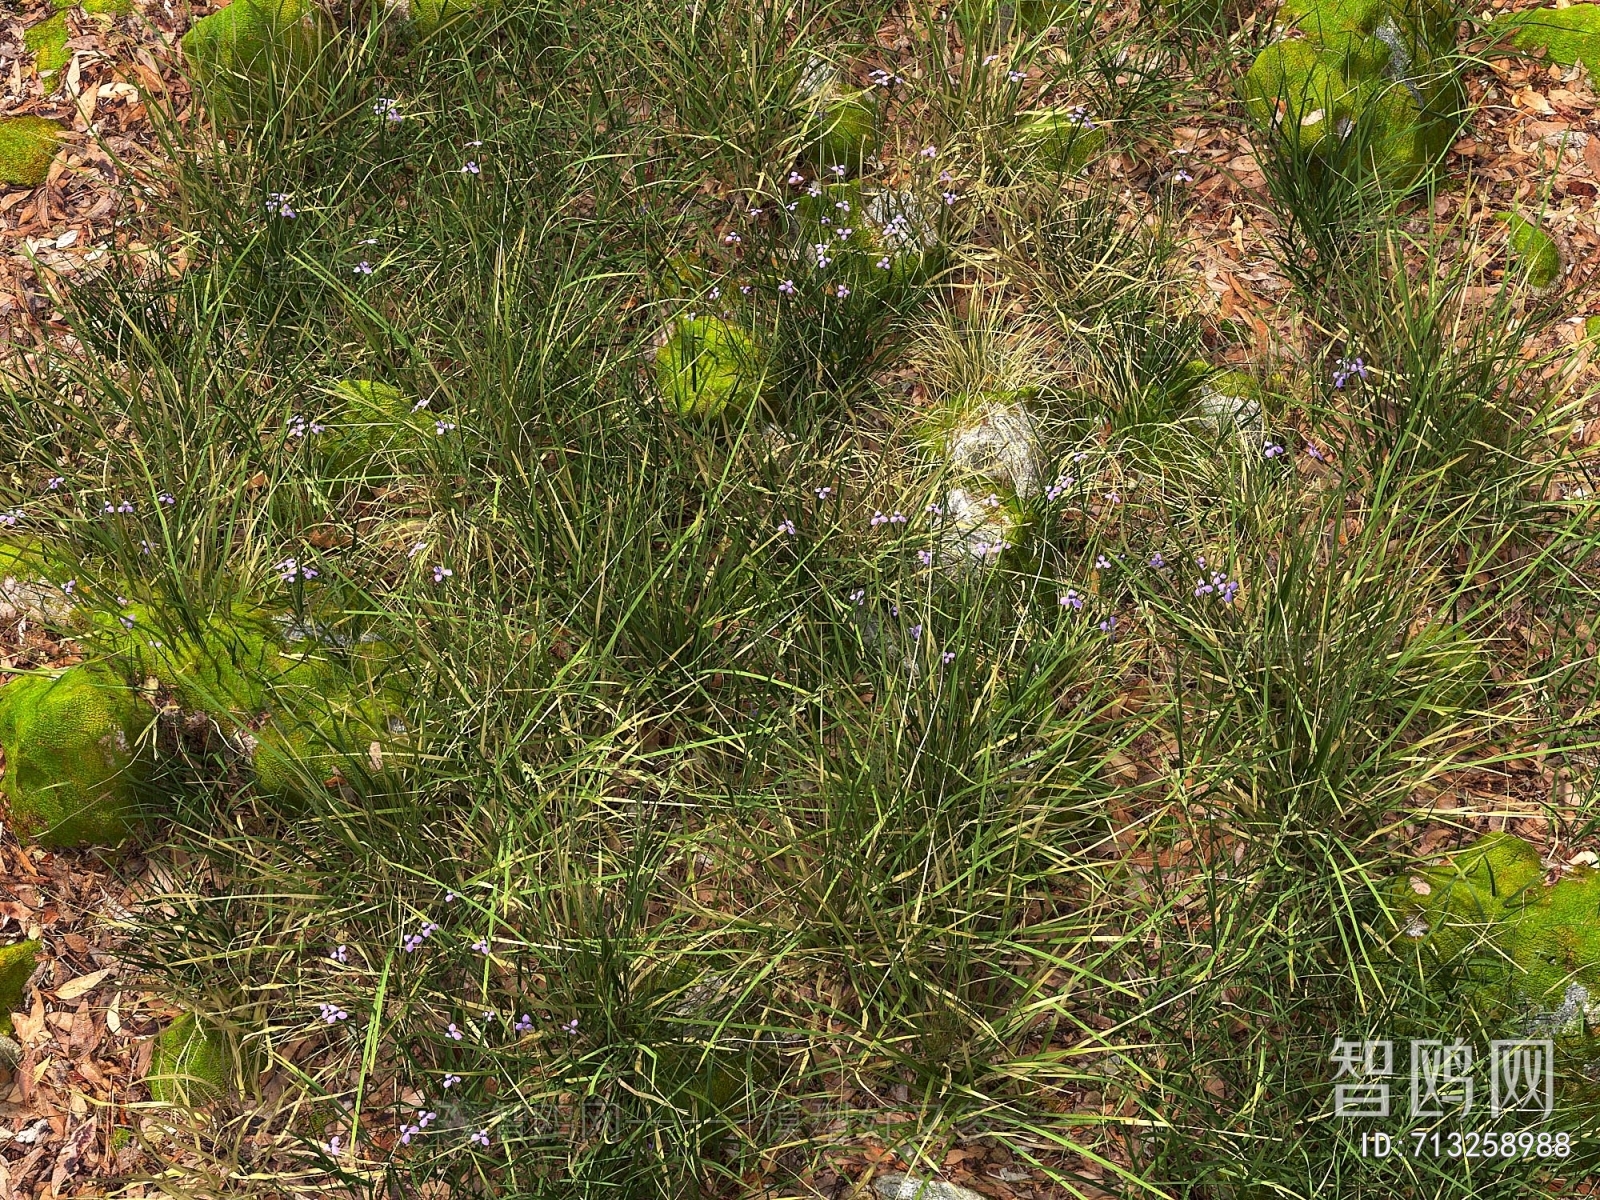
1501,4 -> 1600,80
932,485 -> 1031,571
0,940 -> 39,1040
0,117 -> 65,188
656,315 -> 764,419
1501,212 -> 1562,290
1013,108 -> 1106,176
25,0 -> 130,78
0,666 -> 149,847
179,0 -> 322,121
807,92 -> 877,174
1395,833 -> 1600,1030
0,538 -> 80,626
92,603 -> 406,802
1241,0 -> 1463,191
147,1011 -> 231,1107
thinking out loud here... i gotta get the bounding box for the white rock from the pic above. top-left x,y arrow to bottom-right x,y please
936,486 -> 1019,570
0,572 -> 74,624
873,1174 -> 985,1200
1192,380 -> 1262,433
942,400 -> 1043,499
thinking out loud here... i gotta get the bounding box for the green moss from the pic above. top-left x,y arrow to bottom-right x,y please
1501,212 -> 1562,289
92,602 -> 404,802
1502,4 -> 1600,80
0,666 -> 149,847
1396,833 -> 1600,1022
148,1012 -> 231,1107
1013,109 -> 1106,175
1242,0 -> 1463,192
0,940 -> 39,1039
24,14 -> 70,75
410,0 -> 481,31
807,92 -> 877,174
655,316 -> 763,419
1011,0 -> 1075,32
179,0 -> 322,121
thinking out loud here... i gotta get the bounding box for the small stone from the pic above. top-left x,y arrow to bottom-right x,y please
873,1175 -> 986,1200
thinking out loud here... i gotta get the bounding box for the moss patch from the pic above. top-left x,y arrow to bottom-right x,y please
0,940 -> 39,1039
148,1012 -> 231,1107
1013,108 -> 1106,176
1501,211 -> 1562,289
179,0 -> 321,120
806,92 -> 877,174
1395,833 -> 1600,1027
0,666 -> 149,847
656,316 -> 764,419
1241,0 -> 1463,191
1501,4 -> 1600,80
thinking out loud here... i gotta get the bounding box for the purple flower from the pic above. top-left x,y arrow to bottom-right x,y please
1099,616 -> 1117,634
723,232 -> 741,245
835,283 -> 850,299
942,191 -> 957,205
920,145 -> 938,158
778,518 -> 797,536
0,510 -> 18,528
1174,168 -> 1193,183
831,164 -> 847,177
442,1073 -> 462,1088
749,207 -> 763,217
418,1111 -> 437,1129
318,1002 -> 349,1024
471,1129 -> 491,1147
1332,356 -> 1367,389
514,1013 -> 534,1033
926,501 -> 943,516
399,1123 -> 421,1145
433,564 -> 454,583
266,193 -> 296,218
788,171 -> 806,185
322,1135 -> 342,1154
472,938 -> 490,954
871,510 -> 889,527
353,260 -> 373,275
778,279 -> 796,296
1060,590 -> 1083,610
62,579 -> 75,594
562,1017 -> 579,1034
1095,554 -> 1110,569
277,558 -> 318,583
461,161 -> 481,175
373,97 -> 402,122
435,420 -> 457,434
402,920 -> 439,952
1306,442 -> 1328,462
158,491 -> 175,505
329,944 -> 348,963
1263,441 -> 1284,459
941,650 -> 956,664
909,624 -> 922,640
918,549 -> 933,566
877,256 -> 892,270
446,1023 -> 463,1041
1008,69 -> 1026,82
849,588 -> 866,605
815,485 -> 832,499
1149,552 -> 1165,568
47,476 -> 63,490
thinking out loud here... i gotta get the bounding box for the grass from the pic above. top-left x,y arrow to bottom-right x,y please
2,0 -> 1600,1196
